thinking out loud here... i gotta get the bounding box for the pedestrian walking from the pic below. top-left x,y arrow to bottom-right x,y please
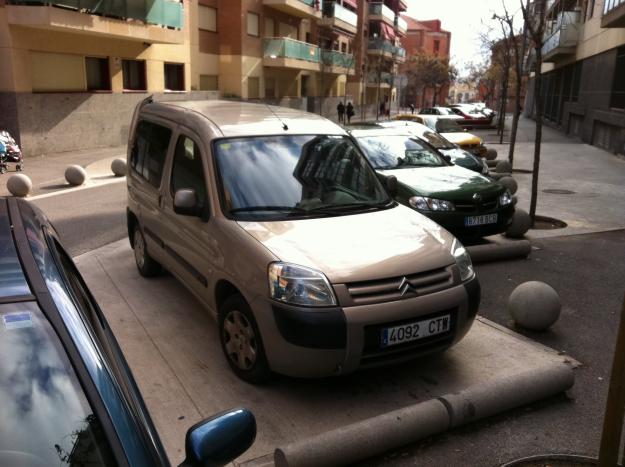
409,103 -> 415,114
337,101 -> 345,124
379,101 -> 385,120
346,102 -> 354,125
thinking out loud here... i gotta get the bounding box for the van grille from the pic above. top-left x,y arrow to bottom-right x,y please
344,266 -> 453,306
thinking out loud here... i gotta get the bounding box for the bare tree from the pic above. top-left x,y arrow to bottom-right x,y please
521,0 -> 548,225
405,54 -> 455,109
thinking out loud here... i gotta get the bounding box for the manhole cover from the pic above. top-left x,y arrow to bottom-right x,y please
533,215 -> 568,230
543,189 -> 576,195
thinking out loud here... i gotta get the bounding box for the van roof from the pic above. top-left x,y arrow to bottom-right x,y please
155,100 -> 345,138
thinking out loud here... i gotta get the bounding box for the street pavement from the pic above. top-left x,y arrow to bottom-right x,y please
2,115 -> 625,465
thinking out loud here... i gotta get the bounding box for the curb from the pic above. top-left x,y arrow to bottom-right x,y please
273,363 -> 574,467
466,240 -> 532,264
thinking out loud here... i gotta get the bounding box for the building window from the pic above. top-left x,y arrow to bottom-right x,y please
199,75 -> 218,90
247,12 -> 260,37
122,59 -> 146,91
85,57 -> 110,91
611,47 -> 625,109
198,5 -> 217,32
164,63 -> 185,91
30,51 -> 85,92
264,17 -> 275,37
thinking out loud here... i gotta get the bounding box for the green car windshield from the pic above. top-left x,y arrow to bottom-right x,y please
356,135 -> 447,170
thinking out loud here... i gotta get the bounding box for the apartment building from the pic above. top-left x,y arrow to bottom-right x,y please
398,17 -> 451,108
190,0 -> 357,108
0,0 -> 212,155
526,0 -> 625,155
344,0 -> 407,115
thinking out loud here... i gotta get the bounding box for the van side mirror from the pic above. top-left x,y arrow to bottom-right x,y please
386,175 -> 398,196
179,408 -> 256,467
174,189 -> 201,217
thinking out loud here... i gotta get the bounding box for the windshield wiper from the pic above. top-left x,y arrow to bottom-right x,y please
308,201 -> 393,213
229,205 -> 307,214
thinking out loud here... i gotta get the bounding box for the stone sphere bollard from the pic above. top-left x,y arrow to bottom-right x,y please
486,148 -> 498,160
111,158 -> 127,177
498,176 -> 518,195
65,165 -> 88,186
496,160 -> 512,173
505,209 -> 531,238
7,174 -> 32,197
508,281 -> 561,331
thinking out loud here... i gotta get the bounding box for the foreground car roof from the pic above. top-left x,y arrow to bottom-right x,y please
155,100 -> 345,138
348,127 -> 414,138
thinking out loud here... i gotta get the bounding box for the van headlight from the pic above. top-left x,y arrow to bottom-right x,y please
499,190 -> 512,206
268,262 -> 337,307
409,196 -> 455,211
452,239 -> 474,282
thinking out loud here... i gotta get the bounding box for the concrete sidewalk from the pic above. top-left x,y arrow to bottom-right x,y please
476,117 -> 625,239
75,239 -> 577,467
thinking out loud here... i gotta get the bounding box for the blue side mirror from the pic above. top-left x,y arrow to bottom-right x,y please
179,408 -> 256,467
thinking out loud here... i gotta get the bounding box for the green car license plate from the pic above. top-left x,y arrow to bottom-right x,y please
465,213 -> 497,227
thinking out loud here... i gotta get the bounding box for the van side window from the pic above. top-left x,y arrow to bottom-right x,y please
130,120 -> 171,188
171,135 -> 208,210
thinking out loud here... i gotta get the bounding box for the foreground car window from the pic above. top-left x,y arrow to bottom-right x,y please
215,135 -> 391,220
420,131 -> 455,150
0,302 -> 117,467
357,135 -> 446,170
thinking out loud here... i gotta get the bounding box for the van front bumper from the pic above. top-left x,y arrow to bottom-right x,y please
250,276 -> 480,378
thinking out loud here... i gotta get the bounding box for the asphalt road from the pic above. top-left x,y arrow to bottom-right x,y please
362,229 -> 625,466
32,181 -> 127,257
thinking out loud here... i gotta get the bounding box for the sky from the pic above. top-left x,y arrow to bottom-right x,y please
405,0 -> 525,76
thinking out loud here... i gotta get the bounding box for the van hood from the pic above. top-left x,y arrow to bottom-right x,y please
237,205 -> 455,284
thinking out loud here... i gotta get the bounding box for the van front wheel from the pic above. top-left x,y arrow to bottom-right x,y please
219,295 -> 271,384
133,225 -> 161,277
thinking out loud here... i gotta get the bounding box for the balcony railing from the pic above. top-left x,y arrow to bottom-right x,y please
396,15 -> 408,33
368,38 -> 394,54
263,37 -> 320,62
367,71 -> 393,86
6,0 -> 184,28
321,49 -> 355,69
604,0 -> 625,14
541,12 -> 580,59
369,2 -> 395,23
322,2 -> 358,27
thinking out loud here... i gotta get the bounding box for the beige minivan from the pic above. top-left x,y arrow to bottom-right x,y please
126,99 -> 480,383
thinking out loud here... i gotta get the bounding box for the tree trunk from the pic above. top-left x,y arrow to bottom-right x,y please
498,70 -> 509,144
508,14 -> 527,168
529,47 -> 543,225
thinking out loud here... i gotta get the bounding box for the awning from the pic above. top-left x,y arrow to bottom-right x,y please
381,22 -> 396,40
341,0 -> 358,10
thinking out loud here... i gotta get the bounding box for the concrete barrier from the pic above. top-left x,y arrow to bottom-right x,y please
466,240 -> 532,264
274,363 -> 574,467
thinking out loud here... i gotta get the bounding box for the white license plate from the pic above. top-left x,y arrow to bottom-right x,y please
465,213 -> 498,227
381,314 -> 451,348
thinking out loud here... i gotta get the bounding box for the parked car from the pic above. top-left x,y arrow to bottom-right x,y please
126,99 -> 480,383
417,107 -> 465,122
348,127 -> 515,239
376,120 -> 489,175
395,114 -> 488,158
0,196 -> 256,467
448,105 -> 494,127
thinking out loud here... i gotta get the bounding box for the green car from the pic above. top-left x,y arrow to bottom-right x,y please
349,128 -> 515,238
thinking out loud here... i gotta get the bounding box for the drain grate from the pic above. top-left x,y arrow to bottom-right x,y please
542,189 -> 576,195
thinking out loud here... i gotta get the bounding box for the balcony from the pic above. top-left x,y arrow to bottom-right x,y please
395,15 -> 408,35
321,49 -> 355,74
602,0 -> 625,27
263,37 -> 321,71
542,11 -> 580,62
263,0 -> 322,20
367,38 -> 405,62
366,71 -> 392,87
6,0 -> 183,43
369,2 -> 395,26
319,2 -> 358,35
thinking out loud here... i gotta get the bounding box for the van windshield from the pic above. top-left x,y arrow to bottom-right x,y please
214,135 -> 392,221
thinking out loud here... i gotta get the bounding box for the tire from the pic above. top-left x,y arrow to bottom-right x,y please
132,225 -> 161,277
218,294 -> 271,384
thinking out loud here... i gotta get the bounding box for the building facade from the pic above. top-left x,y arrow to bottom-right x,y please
399,17 -> 451,108
526,0 -> 625,155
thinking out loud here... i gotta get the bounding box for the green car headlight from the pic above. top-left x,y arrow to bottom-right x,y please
409,196 -> 455,212
268,262 -> 337,307
451,239 -> 474,282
